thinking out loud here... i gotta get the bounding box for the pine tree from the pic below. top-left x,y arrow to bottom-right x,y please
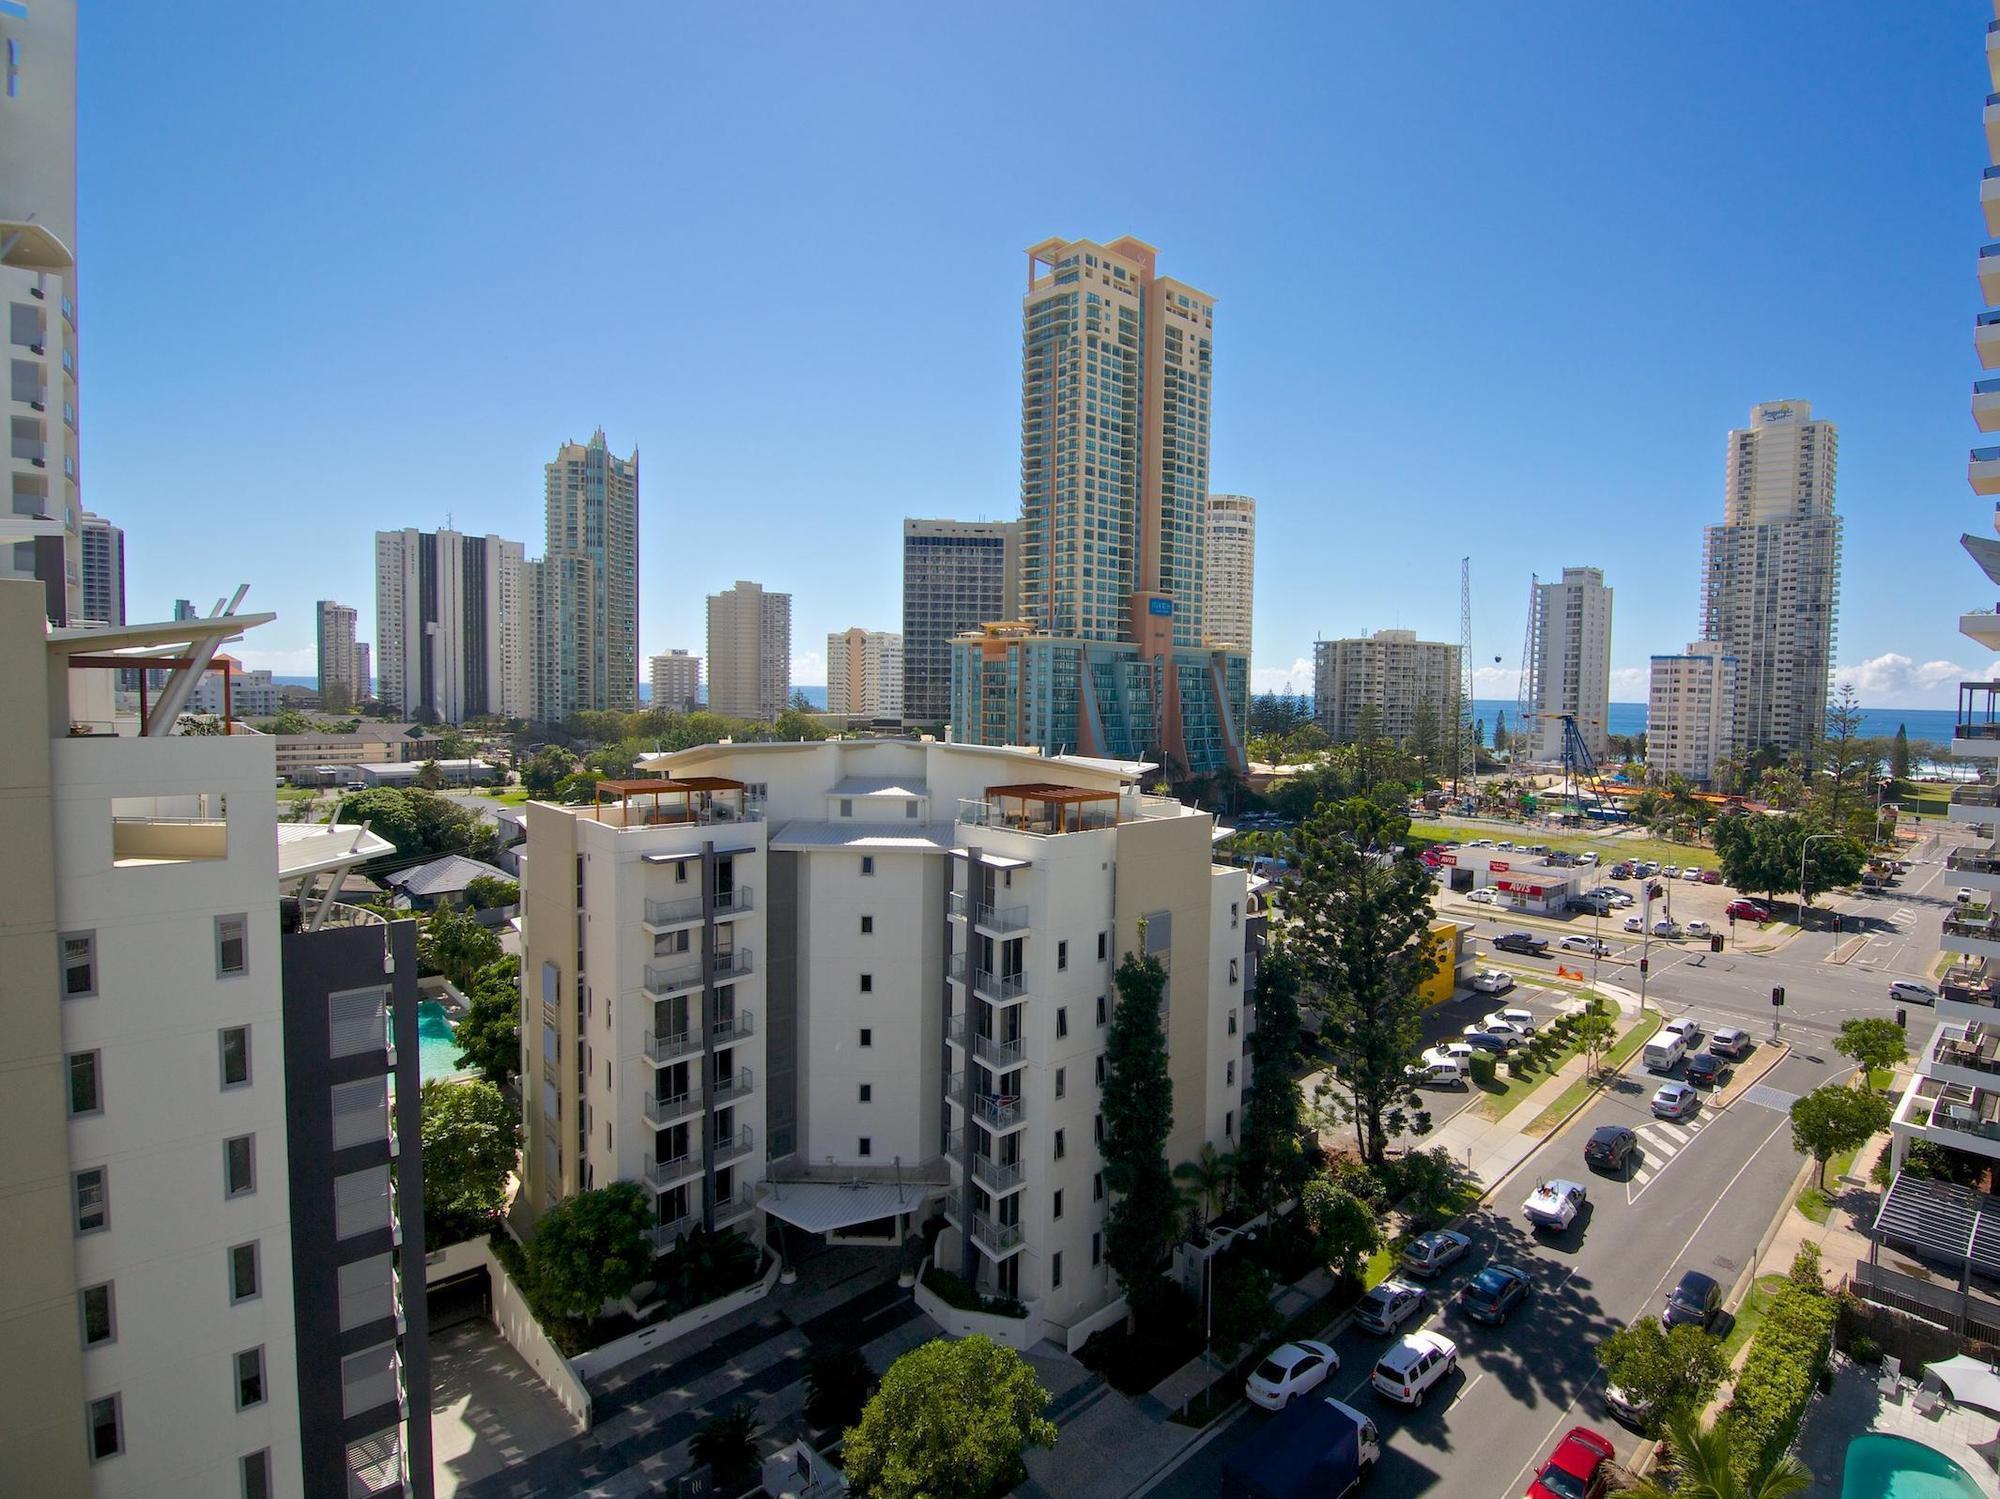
1235,944 -> 1310,1217
1891,724 -> 1911,782
1100,937 -> 1181,1323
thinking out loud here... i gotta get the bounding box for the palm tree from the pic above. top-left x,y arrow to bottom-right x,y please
1174,1143 -> 1238,1233
1625,1409 -> 1810,1499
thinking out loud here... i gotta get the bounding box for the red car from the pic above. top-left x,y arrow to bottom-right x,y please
1526,1426 -> 1616,1499
1724,899 -> 1771,923
1699,869 -> 1722,885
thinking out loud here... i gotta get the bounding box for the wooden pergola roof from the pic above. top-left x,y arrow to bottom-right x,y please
984,782 -> 1118,804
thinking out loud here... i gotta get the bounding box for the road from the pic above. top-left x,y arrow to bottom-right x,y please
1141,1043 -> 1846,1499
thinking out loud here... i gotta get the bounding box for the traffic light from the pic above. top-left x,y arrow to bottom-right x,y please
1710,934 -> 1723,953
1771,986 -> 1785,1008
1639,957 -> 1649,974
1897,1008 -> 1908,1029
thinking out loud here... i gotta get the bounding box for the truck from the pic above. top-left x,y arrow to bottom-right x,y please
1221,1394 -> 1381,1499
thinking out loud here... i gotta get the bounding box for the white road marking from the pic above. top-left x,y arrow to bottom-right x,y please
1446,1371 -> 1484,1410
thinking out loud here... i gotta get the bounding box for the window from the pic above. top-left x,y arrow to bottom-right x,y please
219,1026 -> 251,1088
1057,940 -> 1068,971
840,798 -> 854,818
235,1346 -> 266,1409
1093,1172 -> 1104,1201
1095,1055 -> 1106,1087
860,915 -> 874,934
1056,1007 -> 1068,1039
1051,1252 -> 1063,1289
860,856 -> 875,876
1229,958 -> 1240,985
241,1449 -> 272,1499
1053,1189 -> 1064,1220
1231,901 -> 1240,928
859,973 -> 873,993
61,931 -> 96,998
1226,1109 -> 1235,1137
224,1135 -> 256,1198
1228,1009 -> 1238,1037
859,1137 -> 872,1157
215,914 -> 248,977
331,1076 -> 388,1150
229,1242 -> 261,1303
74,1167 -> 107,1233
1098,931 -> 1108,961
859,1027 -> 873,1048
1092,1232 -> 1102,1266
1053,1129 -> 1066,1160
1054,1067 -> 1066,1099
79,1283 -> 115,1347
859,1083 -> 872,1103
86,1394 -> 121,1462
68,1050 -> 101,1116
904,800 -> 919,819
1094,1113 -> 1103,1143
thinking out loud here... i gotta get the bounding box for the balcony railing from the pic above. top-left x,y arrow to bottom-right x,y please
714,1187 -> 759,1224
644,1151 -> 697,1190
1950,849 -> 2000,877
644,1009 -> 755,1064
972,1152 -> 1026,1193
974,1090 -> 1025,1129
948,891 -> 1031,933
645,885 -> 754,926
975,968 -> 1029,1004
713,1125 -> 755,1165
945,1014 -> 1025,1069
1928,1100 -> 2000,1143
1953,785 -> 2000,808
710,1067 -> 755,1106
1933,1027 -> 2000,1079
643,1088 -> 702,1128
1944,911 -> 2000,944
644,947 -> 754,995
946,1193 -> 1026,1256
651,1214 -> 698,1253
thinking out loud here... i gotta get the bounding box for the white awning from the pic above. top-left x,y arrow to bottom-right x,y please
758,1179 -> 945,1233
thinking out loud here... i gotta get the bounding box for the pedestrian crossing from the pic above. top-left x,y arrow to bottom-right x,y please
1630,1115 -> 1704,1188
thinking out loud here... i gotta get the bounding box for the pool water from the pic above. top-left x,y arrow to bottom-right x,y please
1842,1433 -> 1985,1499
417,1000 -> 473,1082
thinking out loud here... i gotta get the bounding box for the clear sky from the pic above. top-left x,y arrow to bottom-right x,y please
77,2 -> 1990,705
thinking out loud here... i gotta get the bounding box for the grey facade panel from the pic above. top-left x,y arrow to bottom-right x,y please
766,850 -> 800,1161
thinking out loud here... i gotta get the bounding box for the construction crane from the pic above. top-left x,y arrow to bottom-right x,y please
1537,712 -> 1629,823
1516,574 -> 1539,764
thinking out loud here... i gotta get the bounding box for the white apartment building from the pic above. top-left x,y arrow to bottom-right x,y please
0,581 -> 433,1498
1312,629 -> 1460,744
1203,494 -> 1256,655
706,580 -> 791,722
1645,641 -> 1738,784
649,649 -> 701,714
532,430 -> 640,720
826,627 -> 903,718
316,601 -> 361,712
374,528 -> 527,723
1,1 -> 83,624
187,656 -> 282,718
1700,401 -> 1842,759
518,739 -> 1252,1339
80,512 -> 124,627
1526,567 -> 1613,761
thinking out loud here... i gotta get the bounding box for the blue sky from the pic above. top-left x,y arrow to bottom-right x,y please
79,2 -> 1990,705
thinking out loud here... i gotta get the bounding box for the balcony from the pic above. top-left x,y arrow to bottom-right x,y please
1987,167 -> 2000,239
651,1214 -> 698,1254
1975,447 -> 2000,497
945,1193 -> 1026,1259
713,1125 -> 755,1166
1963,610 -> 2000,652
644,885 -> 754,929
947,952 -> 1029,1005
644,1151 -> 698,1190
1980,310 -> 2000,372
643,1087 -> 703,1128
945,1014 -> 1026,1069
947,891 -> 1032,934
643,947 -> 754,996
1943,963 -> 2000,1020
1943,908 -> 2000,962
644,1009 -> 755,1064
1896,1076 -> 2000,1157
1931,1024 -> 2000,1090
1951,784 -> 2000,829
715,1187 -> 759,1226
1991,20 -> 2000,95
1989,91 -> 2000,165
710,1066 -> 755,1106
946,1071 -> 1028,1133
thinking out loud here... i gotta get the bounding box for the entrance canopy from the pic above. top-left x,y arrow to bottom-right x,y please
759,1180 -> 941,1233
1929,1355 -> 2000,1414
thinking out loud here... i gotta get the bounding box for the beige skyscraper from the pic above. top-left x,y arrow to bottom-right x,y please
649,649 -> 701,714
1204,493 -> 1255,654
1313,629 -> 1460,744
534,430 -> 639,719
826,627 -> 903,717
315,599 -> 360,711
707,580 -> 791,721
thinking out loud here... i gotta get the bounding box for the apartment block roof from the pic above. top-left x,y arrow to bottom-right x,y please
767,820 -> 957,854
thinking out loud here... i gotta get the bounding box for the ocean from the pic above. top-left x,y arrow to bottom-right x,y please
1470,699 -> 1959,745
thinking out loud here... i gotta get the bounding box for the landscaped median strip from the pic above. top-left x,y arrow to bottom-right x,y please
1523,1011 -> 1663,1136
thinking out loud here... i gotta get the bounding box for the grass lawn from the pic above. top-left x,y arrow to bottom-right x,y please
274,786 -> 318,802
1721,1275 -> 1790,1363
1867,1066 -> 1895,1093
1407,822 -> 1720,871
491,788 -> 532,805
1363,1245 -> 1397,1289
1795,1139 -> 1866,1223
1524,1012 -> 1665,1136
1471,1018 -> 1600,1122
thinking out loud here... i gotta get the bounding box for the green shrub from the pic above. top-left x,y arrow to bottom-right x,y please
1469,1054 -> 1498,1088
1849,1334 -> 1880,1366
1726,1278 -> 1838,1475
922,1264 -> 1027,1319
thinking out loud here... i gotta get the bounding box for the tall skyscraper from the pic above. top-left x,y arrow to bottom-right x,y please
1312,630 -> 1461,744
1526,567 -> 1613,760
706,580 -> 791,721
901,519 -> 1018,726
1700,401 -> 1842,758
373,529 -> 527,723
649,649 -> 701,714
1203,493 -> 1255,654
79,511 -> 124,626
316,600 -> 361,711
826,627 -> 903,717
172,598 -> 196,621
949,237 -> 1248,777
533,430 -> 639,720
0,1 -> 82,624
1646,641 -> 1738,784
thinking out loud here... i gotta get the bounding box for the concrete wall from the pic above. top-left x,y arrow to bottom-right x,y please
570,1256 -> 780,1381
486,1244 -> 593,1430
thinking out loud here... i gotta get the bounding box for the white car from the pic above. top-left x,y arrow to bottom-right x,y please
1578,852 -> 1599,866
1959,889 -> 1977,905
1889,980 -> 1939,1007
1653,920 -> 1682,939
1663,1016 -> 1703,1045
1684,920 -> 1712,939
1468,838 -> 1495,848
1371,1330 -> 1460,1406
1607,891 -> 1635,908
1465,1022 -> 1526,1050
1559,935 -> 1611,957
1681,866 -> 1704,882
1662,865 -> 1680,879
1622,915 -> 1644,933
1486,1007 -> 1539,1035
1466,887 -> 1500,905
1469,969 -> 1515,995
1652,1082 -> 1699,1120
1245,1339 -> 1340,1410
1407,1053 -> 1469,1087
1523,1178 -> 1589,1232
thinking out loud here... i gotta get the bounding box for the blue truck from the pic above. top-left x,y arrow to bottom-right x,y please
1221,1394 -> 1381,1499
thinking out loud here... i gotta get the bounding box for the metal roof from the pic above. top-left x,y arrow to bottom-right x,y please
758,1179 -> 944,1233
1874,1173 -> 2000,1276
275,823 -> 395,880
383,854 -> 513,898
767,820 -> 956,853
828,776 -> 929,798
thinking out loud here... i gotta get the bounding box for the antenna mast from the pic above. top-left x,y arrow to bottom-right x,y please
1517,573 -> 1540,764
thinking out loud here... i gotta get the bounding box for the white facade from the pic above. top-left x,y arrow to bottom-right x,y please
825,628 -> 903,718
1203,494 -> 1255,655
1528,567 -> 1613,761
373,529 -> 527,723
706,580 -> 791,722
1700,401 -> 1841,758
649,650 -> 701,714
315,601 -> 361,712
1646,641 -> 1738,784
1312,629 -> 1460,744
187,661 -> 281,719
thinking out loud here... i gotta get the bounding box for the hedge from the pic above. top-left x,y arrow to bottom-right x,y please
1725,1279 -> 1838,1474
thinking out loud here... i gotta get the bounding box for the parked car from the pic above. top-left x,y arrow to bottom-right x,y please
1725,899 -> 1771,923
1663,1016 -> 1703,1045
1684,919 -> 1712,939
1245,1339 -> 1341,1411
1709,1026 -> 1751,1059
1578,852 -> 1599,866
1662,865 -> 1681,879
1468,838 -> 1495,848
1609,863 -> 1634,879
1604,1374 -> 1658,1431
1467,886 -> 1501,905
1523,1179 -> 1588,1232
1458,1264 -> 1532,1326
1402,1229 -> 1473,1279
1370,1330 -> 1459,1406
1623,916 -> 1645,933
1433,1040 -> 1477,1065
1634,861 -> 1660,877
1685,1052 -> 1728,1087
1681,866 -> 1704,883
1491,1006 -> 1540,1033
1662,1270 -> 1722,1330
1649,920 -> 1680,939
1889,980 -> 1939,1006
1559,935 -> 1611,956
1354,1279 -> 1429,1335
1462,1029 -> 1515,1055
1469,968 -> 1516,995
1699,869 -> 1722,885
1526,1427 -> 1618,1499
1493,932 -> 1550,957
1642,1033 -> 1687,1074
1584,1124 -> 1637,1173
1569,895 -> 1613,916
1407,1054 -> 1470,1088
1652,1081 -> 1699,1120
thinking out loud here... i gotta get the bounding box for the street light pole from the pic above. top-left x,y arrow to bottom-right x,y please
1801,832 -> 1838,932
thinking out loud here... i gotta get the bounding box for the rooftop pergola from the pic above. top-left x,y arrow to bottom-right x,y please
983,782 -> 1120,834
593,776 -> 749,826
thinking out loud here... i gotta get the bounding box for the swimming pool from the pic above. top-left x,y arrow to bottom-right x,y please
1842,1433 -> 1985,1499
417,1000 -> 474,1082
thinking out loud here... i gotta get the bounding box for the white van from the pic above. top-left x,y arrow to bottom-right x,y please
1643,1033 -> 1687,1074
1407,1051 -> 1470,1088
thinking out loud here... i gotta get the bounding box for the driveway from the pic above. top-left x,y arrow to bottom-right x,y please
430,1319 -> 579,1498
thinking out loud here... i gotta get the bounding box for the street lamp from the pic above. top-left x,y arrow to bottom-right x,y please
1800,832 -> 1840,930
1202,1229 -> 1258,1387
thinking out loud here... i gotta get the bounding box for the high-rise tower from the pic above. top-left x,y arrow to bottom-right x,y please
1527,567 -> 1613,760
1700,402 -> 1841,758
374,529 -> 527,723
79,512 -> 124,627
1203,494 -> 1255,655
706,580 -> 791,722
901,519 -> 1017,727
315,599 -> 361,711
533,430 -> 639,719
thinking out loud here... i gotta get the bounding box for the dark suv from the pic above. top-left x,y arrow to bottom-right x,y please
1584,1125 -> 1637,1173
1493,932 -> 1550,957
1663,1270 -> 1722,1330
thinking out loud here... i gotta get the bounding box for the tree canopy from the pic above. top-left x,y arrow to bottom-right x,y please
1788,1084 -> 1891,1188
420,1079 -> 520,1249
1299,1176 -> 1381,1283
454,956 -> 522,1087
1100,942 -> 1180,1319
1831,1017 -> 1908,1077
419,904 -> 505,992
523,1182 -> 654,1319
1595,1316 -> 1727,1435
1235,943 -> 1311,1215
1710,813 -> 1864,910
332,786 -> 499,869
841,1336 -> 1057,1499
